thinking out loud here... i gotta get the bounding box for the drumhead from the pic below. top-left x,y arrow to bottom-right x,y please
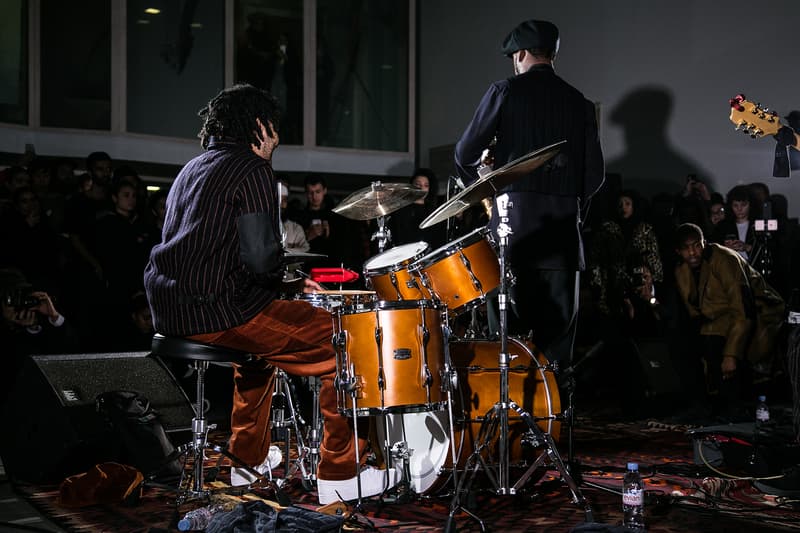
378,411 -> 452,494
364,241 -> 429,273
410,226 -> 492,270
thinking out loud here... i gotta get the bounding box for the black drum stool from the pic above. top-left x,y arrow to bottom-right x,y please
151,333 -> 282,503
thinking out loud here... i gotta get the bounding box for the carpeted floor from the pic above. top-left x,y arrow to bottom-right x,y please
9,412 -> 800,532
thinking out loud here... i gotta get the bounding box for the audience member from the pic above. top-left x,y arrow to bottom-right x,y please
589,189 -> 663,317
94,180 -> 151,327
711,184 -> 757,262
0,268 -> 78,406
52,157 -> 78,195
708,192 -> 726,231
749,181 -> 771,209
28,158 -> 66,234
387,168 -> 447,250
278,181 -> 310,254
0,166 -> 31,212
143,188 -> 168,250
113,164 -> 149,220
673,223 -> 785,420
63,172 -> 104,280
674,173 -> 711,231
110,291 -> 155,352
0,187 -> 65,295
290,175 -> 368,274
82,151 -> 113,208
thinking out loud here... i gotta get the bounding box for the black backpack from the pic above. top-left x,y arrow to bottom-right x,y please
96,390 -> 183,480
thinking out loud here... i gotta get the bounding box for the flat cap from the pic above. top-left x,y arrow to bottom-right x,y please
500,19 -> 559,57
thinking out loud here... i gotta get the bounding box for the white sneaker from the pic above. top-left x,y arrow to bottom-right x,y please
317,467 -> 400,505
230,445 -> 283,486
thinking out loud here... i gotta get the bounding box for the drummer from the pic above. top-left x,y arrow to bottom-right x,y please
144,84 -> 399,504
453,19 -> 604,364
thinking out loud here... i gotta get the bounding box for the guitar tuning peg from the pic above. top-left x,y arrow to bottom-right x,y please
729,98 -> 745,112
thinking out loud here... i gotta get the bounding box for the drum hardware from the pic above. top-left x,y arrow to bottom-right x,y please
416,142 -> 593,530
408,227 -> 501,316
363,242 -> 430,301
271,369 -> 313,489
333,181 -> 428,253
303,375 -> 323,490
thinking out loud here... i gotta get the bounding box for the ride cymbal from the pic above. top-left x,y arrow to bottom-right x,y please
419,140 -> 566,229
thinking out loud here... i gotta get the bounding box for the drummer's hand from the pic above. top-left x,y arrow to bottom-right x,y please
300,278 -> 325,293
251,118 -> 279,161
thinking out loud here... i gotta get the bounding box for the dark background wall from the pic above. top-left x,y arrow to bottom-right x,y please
417,0 -> 800,215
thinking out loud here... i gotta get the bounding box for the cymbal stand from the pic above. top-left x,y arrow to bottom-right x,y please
445,194 -> 592,532
371,215 -> 392,253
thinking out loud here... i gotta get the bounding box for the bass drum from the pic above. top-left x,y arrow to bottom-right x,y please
378,337 -> 561,495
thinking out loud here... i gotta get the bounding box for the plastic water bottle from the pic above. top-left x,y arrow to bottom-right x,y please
755,395 -> 770,430
177,503 -> 226,531
622,462 -> 645,531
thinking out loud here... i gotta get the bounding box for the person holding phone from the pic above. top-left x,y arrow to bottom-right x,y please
711,184 -> 757,262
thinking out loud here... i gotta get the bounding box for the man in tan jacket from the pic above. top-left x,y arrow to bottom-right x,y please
674,223 -> 785,418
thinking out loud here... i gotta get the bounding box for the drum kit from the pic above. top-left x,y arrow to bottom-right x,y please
281,141 -> 592,528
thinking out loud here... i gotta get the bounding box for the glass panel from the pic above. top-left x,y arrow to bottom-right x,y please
127,0 -> 224,139
317,0 -> 408,152
41,0 -> 110,130
0,0 -> 27,124
233,0 -> 304,145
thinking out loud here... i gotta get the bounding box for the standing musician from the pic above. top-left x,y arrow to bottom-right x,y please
144,84 -> 398,504
454,19 -> 605,364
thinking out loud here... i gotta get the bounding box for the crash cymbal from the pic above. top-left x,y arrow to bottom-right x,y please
419,140 -> 566,229
333,181 -> 427,220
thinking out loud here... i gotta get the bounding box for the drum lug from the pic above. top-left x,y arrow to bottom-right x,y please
377,368 -> 385,391
423,364 -> 433,387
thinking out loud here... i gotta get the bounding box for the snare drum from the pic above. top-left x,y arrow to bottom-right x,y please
295,290 -> 376,313
409,227 -> 500,315
333,299 -> 445,416
378,337 -> 560,494
363,242 -> 431,301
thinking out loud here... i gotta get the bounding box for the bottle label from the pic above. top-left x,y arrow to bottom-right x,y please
623,489 -> 643,506
756,408 -> 769,422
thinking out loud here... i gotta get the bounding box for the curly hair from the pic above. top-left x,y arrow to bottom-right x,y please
197,84 -> 281,149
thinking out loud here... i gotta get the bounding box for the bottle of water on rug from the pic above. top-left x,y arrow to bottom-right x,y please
178,503 -> 227,531
622,462 -> 645,531
755,395 -> 770,431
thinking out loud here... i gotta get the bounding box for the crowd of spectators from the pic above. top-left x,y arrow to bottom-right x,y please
578,174 -> 798,423
2,150 -> 798,425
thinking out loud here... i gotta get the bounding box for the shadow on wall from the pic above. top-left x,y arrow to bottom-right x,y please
606,85 -> 715,198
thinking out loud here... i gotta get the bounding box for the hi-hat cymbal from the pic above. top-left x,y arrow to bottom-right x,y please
419,140 -> 566,229
283,252 -> 328,264
333,181 -> 427,220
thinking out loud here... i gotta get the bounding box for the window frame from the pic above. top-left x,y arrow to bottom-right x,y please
0,0 -> 415,179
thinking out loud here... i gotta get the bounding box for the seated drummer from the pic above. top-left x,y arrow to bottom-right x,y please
144,84 -> 399,504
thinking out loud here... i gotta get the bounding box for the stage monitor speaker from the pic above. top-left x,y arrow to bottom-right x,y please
0,351 -> 194,484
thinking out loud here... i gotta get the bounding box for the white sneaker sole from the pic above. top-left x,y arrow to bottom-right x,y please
317,467 -> 400,505
230,445 -> 283,487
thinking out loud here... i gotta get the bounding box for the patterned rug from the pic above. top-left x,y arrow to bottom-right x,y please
13,416 -> 800,532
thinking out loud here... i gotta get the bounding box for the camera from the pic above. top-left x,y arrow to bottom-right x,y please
629,266 -> 646,289
3,289 -> 40,309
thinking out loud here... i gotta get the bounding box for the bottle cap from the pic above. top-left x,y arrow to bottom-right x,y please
177,519 -> 191,531
758,395 -> 766,402
627,462 -> 638,471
